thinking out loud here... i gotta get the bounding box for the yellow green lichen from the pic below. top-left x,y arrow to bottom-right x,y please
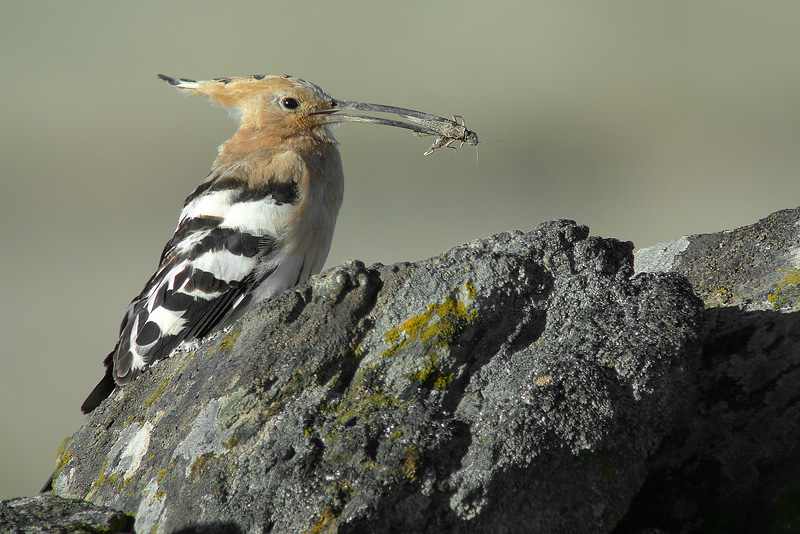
383,285 -> 478,358
432,372 -> 454,390
706,287 -> 732,308
86,457 -> 109,499
320,386 -> 411,454
408,352 -> 455,390
767,268 -> 800,311
409,355 -> 438,383
388,429 -> 403,442
54,437 -> 72,473
367,389 -> 397,409
216,330 -> 241,354
222,434 -> 240,449
263,367 -> 318,419
264,347 -> 363,420
105,473 -> 121,488
146,377 -> 171,409
189,452 -> 215,477
327,387 -> 404,424
395,445 -> 421,482
306,505 -> 337,534
307,482 -> 354,534
465,282 -> 477,300
113,465 -> 140,492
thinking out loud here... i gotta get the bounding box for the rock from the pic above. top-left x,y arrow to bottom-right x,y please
635,207 -> 800,311
0,495 -> 133,533
618,207 -> 800,533
48,220 -> 703,533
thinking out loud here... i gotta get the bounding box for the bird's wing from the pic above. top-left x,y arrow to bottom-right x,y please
112,162 -> 302,385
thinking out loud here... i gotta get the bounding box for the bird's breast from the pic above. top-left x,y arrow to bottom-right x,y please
287,143 -> 345,277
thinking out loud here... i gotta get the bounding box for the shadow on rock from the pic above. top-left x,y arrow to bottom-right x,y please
615,305 -> 800,534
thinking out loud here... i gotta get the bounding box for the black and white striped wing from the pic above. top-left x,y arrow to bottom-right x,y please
112,171 -> 301,385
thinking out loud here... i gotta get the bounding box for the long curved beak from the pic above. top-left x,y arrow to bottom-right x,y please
312,99 -> 478,152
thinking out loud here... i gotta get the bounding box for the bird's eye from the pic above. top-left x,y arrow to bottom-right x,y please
281,97 -> 300,110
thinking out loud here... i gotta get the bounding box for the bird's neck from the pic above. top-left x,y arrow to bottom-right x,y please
210,127 -> 338,178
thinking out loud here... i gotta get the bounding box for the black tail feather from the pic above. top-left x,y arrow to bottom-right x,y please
81,350 -> 116,414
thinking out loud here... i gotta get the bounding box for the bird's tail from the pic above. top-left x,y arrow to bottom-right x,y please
80,350 -> 117,414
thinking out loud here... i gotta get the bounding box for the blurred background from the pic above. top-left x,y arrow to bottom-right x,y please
2,1 -> 799,500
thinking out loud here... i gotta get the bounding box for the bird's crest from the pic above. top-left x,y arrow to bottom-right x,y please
158,74 -> 295,105
157,73 -> 334,136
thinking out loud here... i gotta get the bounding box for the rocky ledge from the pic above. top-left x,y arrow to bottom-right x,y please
5,208 -> 800,533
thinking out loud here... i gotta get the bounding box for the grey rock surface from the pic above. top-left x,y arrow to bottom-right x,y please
47,220 -> 704,533
635,207 -> 800,311
0,495 -> 133,533
618,207 -> 800,533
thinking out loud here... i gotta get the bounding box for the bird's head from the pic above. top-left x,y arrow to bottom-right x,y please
159,74 -> 476,153
159,74 -> 341,145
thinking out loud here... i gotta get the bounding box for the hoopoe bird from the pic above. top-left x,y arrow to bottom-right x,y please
81,73 -> 476,414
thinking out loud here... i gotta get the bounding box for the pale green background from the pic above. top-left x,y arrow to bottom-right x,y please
2,1 -> 799,500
